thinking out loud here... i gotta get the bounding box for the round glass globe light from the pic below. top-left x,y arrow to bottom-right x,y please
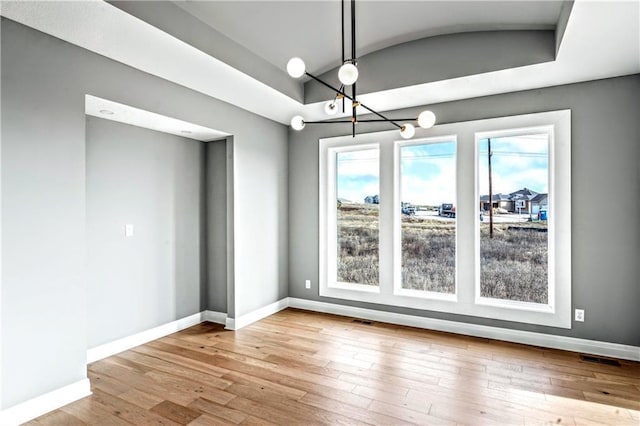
324,101 -> 338,116
287,57 -> 306,78
338,63 -> 359,85
400,123 -> 415,139
291,115 -> 305,131
417,110 -> 436,129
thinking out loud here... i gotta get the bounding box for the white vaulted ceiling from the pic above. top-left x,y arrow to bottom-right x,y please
173,0 -> 564,76
2,0 -> 639,125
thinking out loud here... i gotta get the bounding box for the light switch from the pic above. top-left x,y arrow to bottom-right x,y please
125,224 -> 134,237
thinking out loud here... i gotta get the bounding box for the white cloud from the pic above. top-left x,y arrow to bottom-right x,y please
479,161 -> 548,195
402,176 -> 455,206
401,164 -> 456,205
337,149 -> 379,178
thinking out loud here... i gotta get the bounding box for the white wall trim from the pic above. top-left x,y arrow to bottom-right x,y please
0,378 -> 91,426
203,310 -> 227,325
86,312 -> 204,364
225,298 -> 289,331
288,297 -> 640,362
86,301 -> 291,365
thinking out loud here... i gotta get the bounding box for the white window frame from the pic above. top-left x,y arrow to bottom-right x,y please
326,143 -> 382,292
394,137 -> 459,302
319,110 -> 571,328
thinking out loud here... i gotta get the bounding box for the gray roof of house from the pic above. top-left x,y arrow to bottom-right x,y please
479,193 -> 511,202
531,193 -> 548,203
480,188 -> 546,202
509,187 -> 539,200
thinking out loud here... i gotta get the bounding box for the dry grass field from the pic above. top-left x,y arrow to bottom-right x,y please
337,204 -> 380,285
400,217 -> 456,293
337,203 -> 548,303
479,222 -> 548,304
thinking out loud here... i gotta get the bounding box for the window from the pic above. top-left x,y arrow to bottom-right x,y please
319,110 -> 571,328
478,134 -> 550,305
335,148 -> 380,287
398,140 -> 457,295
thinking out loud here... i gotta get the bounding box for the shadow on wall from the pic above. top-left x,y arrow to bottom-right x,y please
86,116 -> 214,348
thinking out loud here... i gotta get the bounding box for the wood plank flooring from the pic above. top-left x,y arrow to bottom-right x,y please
29,308 -> 640,425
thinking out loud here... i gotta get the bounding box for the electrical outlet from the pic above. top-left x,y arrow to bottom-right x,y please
305,279 -> 311,289
575,309 -> 585,322
125,224 -> 134,237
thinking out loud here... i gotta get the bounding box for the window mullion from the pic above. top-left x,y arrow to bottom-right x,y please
379,141 -> 395,296
456,130 -> 475,305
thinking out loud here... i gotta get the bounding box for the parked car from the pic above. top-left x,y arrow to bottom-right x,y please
439,203 -> 456,218
401,202 -> 416,215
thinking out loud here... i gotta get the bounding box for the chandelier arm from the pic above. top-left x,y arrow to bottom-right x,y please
305,72 -> 348,99
357,104 -> 403,129
304,120 -> 354,124
357,118 -> 417,122
332,84 -> 344,104
305,118 -> 417,125
304,71 -> 403,130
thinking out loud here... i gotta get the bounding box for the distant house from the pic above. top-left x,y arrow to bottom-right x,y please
530,193 -> 548,214
510,188 -> 537,213
364,195 -> 379,204
479,193 -> 511,211
479,188 -> 547,213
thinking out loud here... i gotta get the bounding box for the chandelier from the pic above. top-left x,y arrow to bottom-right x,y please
287,0 -> 436,138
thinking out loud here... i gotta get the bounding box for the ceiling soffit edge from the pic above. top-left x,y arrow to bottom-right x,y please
304,30 -> 557,105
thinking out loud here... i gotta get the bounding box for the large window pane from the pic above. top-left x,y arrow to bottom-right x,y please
478,134 -> 549,304
336,149 -> 379,285
400,141 -> 456,293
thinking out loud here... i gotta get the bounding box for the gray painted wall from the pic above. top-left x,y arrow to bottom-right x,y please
86,117 -> 206,348
1,31 -> 89,408
305,30 -> 555,104
1,18 -> 288,409
109,1 -> 303,103
289,74 -> 640,347
206,140 -> 228,314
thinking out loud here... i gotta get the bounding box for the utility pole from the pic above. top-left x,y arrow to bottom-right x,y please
488,138 -> 494,239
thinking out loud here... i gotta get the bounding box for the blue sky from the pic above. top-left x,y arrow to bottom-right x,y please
336,149 -> 380,203
336,135 -> 548,205
400,142 -> 456,205
478,135 -> 549,196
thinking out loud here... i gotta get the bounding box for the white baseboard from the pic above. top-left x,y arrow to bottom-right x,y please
0,378 -> 91,426
203,310 -> 227,325
86,312 -> 204,364
288,297 -> 640,362
225,298 -> 289,330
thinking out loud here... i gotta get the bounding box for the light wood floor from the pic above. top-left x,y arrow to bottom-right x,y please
30,308 -> 640,425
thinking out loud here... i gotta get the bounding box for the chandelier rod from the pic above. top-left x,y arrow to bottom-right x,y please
341,0 -> 346,113
304,71 -> 403,129
304,118 -> 417,125
351,0 -> 356,61
351,0 -> 356,137
341,0 -> 345,64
